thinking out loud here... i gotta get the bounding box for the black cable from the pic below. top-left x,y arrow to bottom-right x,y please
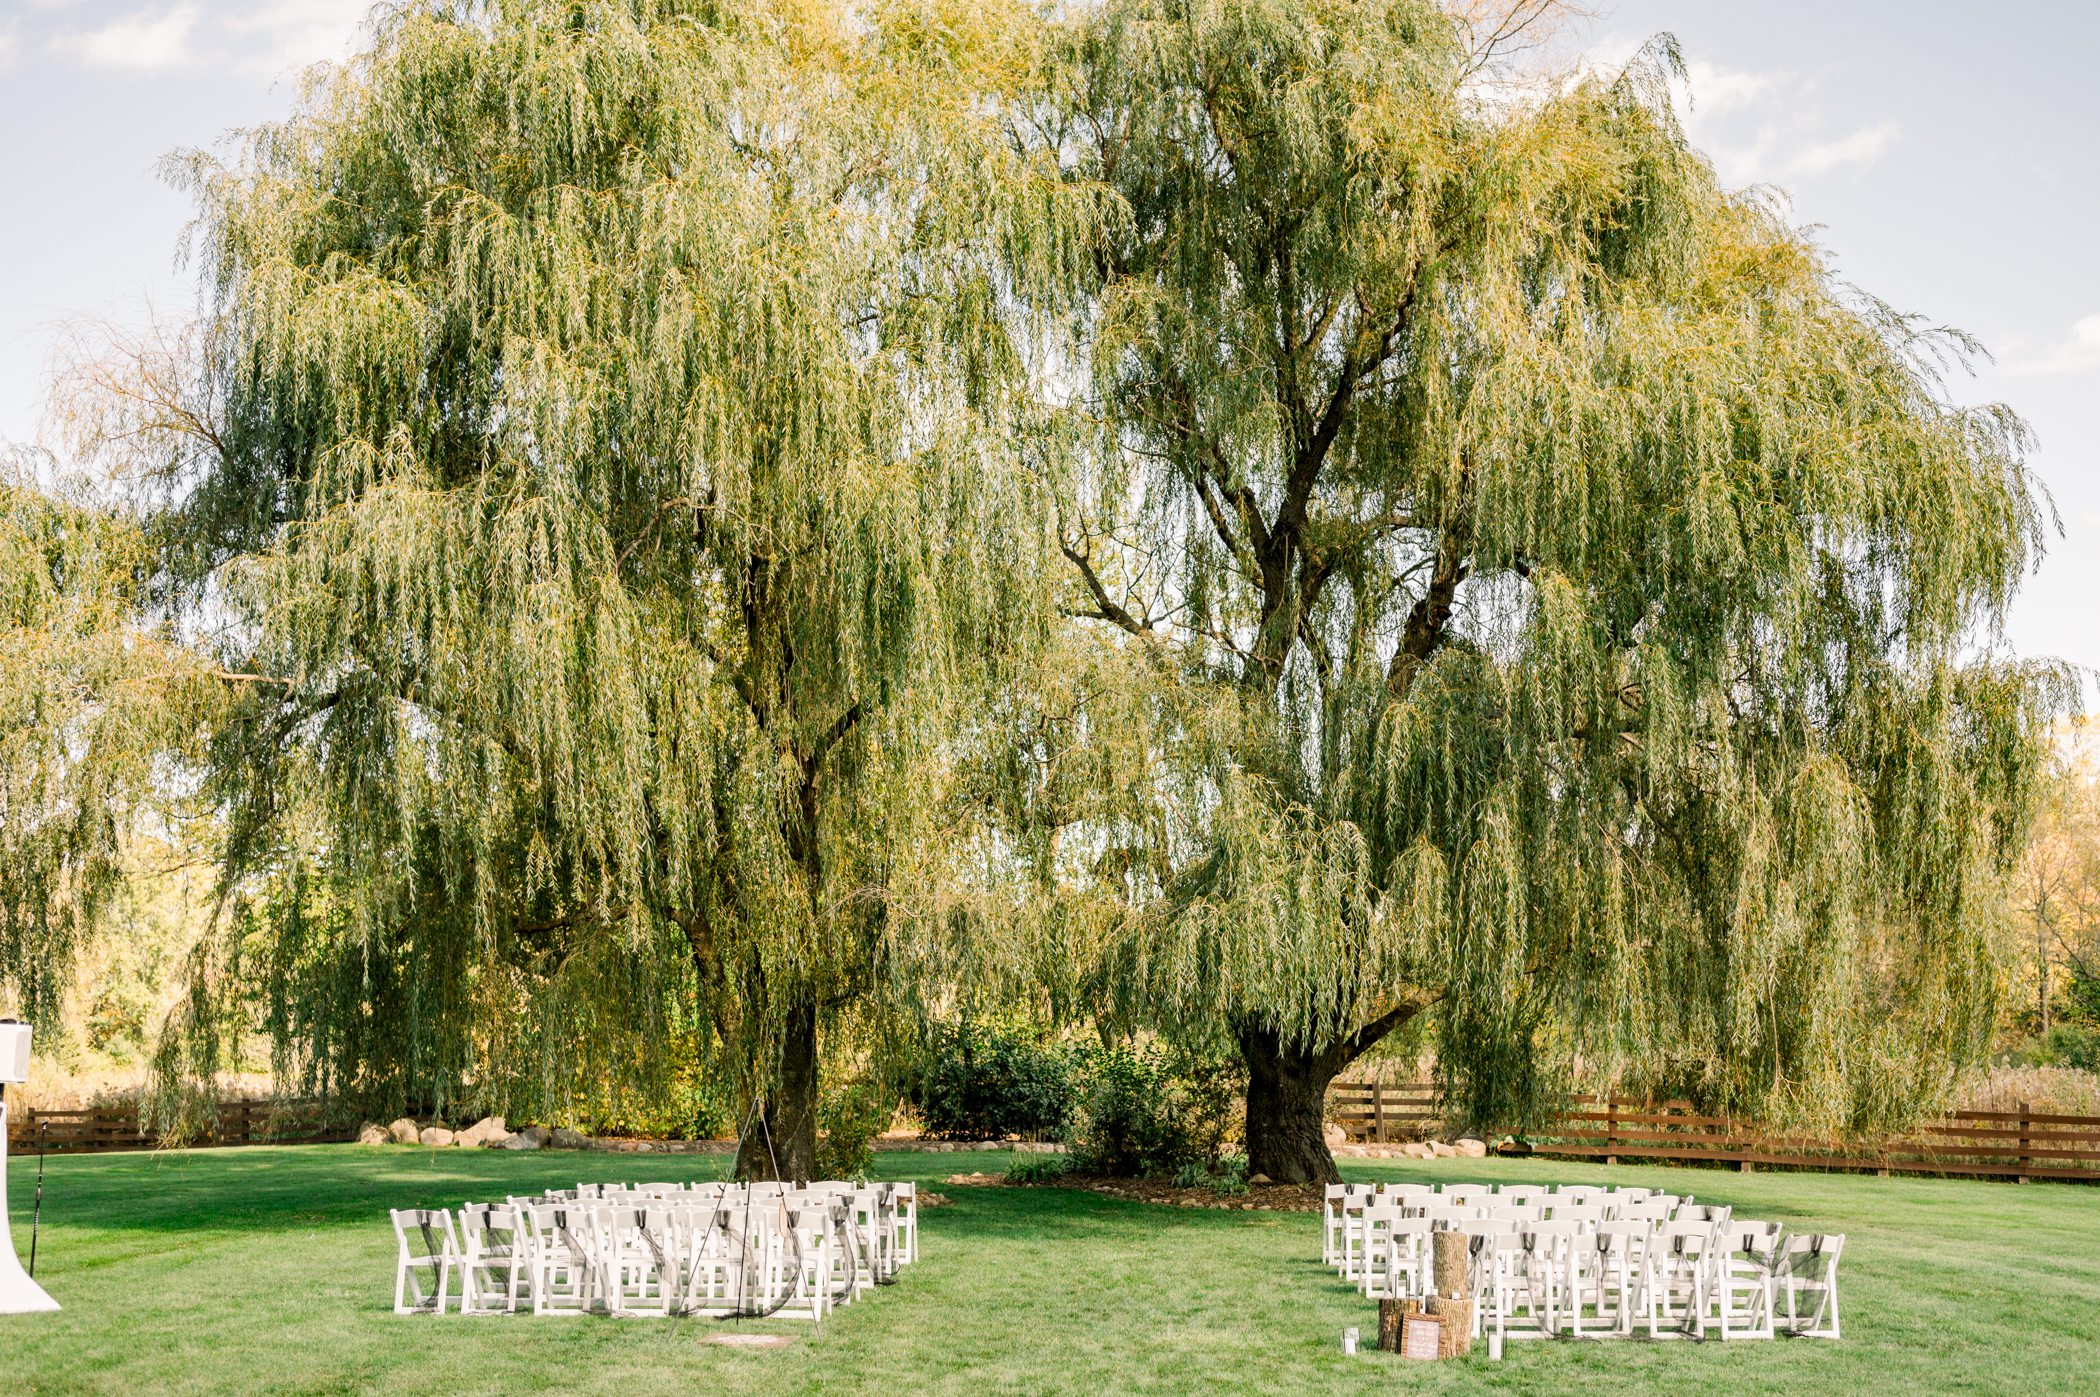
30,1118 -> 44,1278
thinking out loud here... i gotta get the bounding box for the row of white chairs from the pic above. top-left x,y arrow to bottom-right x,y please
1325,1182 -> 1700,1275
1324,1182 -> 1843,1342
391,1180 -> 918,1324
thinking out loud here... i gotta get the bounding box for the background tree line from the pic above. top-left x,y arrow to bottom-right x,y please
0,0 -> 2076,1183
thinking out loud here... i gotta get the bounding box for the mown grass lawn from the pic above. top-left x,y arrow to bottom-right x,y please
3,1143 -> 2097,1394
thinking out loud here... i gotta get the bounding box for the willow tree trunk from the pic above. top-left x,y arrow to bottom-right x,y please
1238,1024 -> 1344,1186
735,998 -> 819,1182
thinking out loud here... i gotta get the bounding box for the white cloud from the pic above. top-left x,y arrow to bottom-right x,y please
1785,121 -> 1901,178
0,26 -> 18,72
1681,59 -> 1778,117
224,0 -> 373,76
55,4 -> 199,71
1586,34 -> 1901,189
2007,315 -> 2100,377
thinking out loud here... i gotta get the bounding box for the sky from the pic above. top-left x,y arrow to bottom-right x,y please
0,0 -> 2094,698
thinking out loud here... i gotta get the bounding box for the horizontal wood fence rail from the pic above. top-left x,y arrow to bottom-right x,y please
5,1098 -> 352,1155
1329,1082 -> 2100,1184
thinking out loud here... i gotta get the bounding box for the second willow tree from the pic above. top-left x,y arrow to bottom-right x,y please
1034,1 -> 2065,1182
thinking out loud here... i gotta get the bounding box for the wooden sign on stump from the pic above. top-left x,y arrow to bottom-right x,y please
1400,1309 -> 1443,1359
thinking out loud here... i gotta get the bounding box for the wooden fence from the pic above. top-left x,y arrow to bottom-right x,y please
4,1098 -> 352,1155
1329,1081 -> 2100,1183
1328,1080 -> 1441,1143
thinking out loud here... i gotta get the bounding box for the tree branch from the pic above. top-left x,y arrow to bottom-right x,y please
1329,992 -> 1441,1070
1060,538 -> 1156,643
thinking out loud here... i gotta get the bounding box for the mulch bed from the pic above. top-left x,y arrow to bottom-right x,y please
1034,1176 -> 1327,1212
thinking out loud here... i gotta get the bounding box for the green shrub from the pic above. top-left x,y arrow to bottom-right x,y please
814,1076 -> 890,1181
908,1018 -> 1077,1141
2060,977 -> 2100,1031
1004,1153 -> 1072,1185
1066,1039 -> 1242,1178
1170,1152 -> 1249,1195
2019,1025 -> 2100,1073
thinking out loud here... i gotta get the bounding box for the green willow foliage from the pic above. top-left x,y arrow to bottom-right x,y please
0,475 -> 219,1028
1013,0 -> 2070,1158
138,0 -> 1103,1152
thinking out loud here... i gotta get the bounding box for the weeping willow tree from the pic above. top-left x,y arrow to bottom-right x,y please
1028,0 -> 2069,1182
132,0 -> 1098,1178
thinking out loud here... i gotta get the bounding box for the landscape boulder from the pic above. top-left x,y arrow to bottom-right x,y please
1400,1142 -> 1433,1160
547,1126 -> 589,1150
455,1116 -> 511,1148
1322,1123 -> 1347,1148
1454,1137 -> 1488,1159
501,1127 -> 546,1151
418,1126 -> 456,1148
387,1118 -> 420,1145
356,1122 -> 390,1146
1428,1140 -> 1456,1158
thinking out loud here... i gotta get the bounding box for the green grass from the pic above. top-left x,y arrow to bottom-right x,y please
4,1144 -> 2097,1394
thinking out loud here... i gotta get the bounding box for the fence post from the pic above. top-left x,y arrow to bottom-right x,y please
2017,1101 -> 2032,1185
1374,1083 -> 1387,1144
1604,1098 -> 1618,1167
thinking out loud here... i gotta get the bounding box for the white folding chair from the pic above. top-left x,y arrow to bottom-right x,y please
523,1203 -> 598,1315
1360,1206 -> 1427,1300
1337,1190 -> 1379,1281
841,1187 -> 897,1289
1717,1220 -> 1784,1340
894,1182 -> 919,1265
1613,1197 -> 1673,1223
391,1208 -> 461,1315
768,1203 -> 838,1323
1322,1185 -> 1351,1265
1582,1220 -> 1653,1337
1644,1217 -> 1721,1339
592,1204 -> 673,1316
1470,1231 -> 1550,1341
1519,1219 -> 1584,1334
797,1194 -> 863,1308
1440,1185 -> 1494,1209
673,1203 -> 749,1317
459,1204 -> 527,1315
1775,1233 -> 1844,1339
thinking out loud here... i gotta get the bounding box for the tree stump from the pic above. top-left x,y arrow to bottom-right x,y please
1428,1229 -> 1474,1358
1377,1298 -> 1406,1352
